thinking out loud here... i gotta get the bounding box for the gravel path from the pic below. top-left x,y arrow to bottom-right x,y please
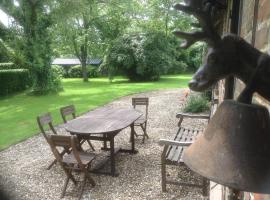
0,89 -> 208,200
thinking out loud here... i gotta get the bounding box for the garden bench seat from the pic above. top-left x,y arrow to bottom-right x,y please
159,112 -> 210,195
164,126 -> 203,164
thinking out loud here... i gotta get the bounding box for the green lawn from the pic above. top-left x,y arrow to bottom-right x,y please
0,74 -> 191,150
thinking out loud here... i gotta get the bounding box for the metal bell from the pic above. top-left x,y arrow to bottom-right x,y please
183,100 -> 270,193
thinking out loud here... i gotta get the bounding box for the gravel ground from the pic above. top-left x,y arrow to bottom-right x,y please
0,89 -> 209,200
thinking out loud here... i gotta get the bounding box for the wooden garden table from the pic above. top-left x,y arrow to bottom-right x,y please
64,107 -> 142,176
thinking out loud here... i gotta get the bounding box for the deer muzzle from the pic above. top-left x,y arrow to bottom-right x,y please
188,78 -> 215,91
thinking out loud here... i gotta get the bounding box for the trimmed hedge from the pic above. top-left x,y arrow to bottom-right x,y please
0,63 -> 22,70
0,69 -> 31,96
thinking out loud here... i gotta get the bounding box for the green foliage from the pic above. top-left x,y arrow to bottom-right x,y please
0,69 -> 31,96
49,66 -> 64,93
101,32 -> 182,81
184,43 -> 205,72
183,93 -> 210,113
51,65 -> 65,78
88,66 -> 98,78
0,63 -> 18,70
0,0 -> 63,95
69,65 -> 82,78
69,65 -> 99,78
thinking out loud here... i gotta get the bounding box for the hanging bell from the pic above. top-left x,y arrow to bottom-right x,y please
183,100 -> 270,193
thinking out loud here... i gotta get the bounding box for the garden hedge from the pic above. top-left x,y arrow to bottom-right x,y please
0,69 -> 31,96
0,63 -> 21,70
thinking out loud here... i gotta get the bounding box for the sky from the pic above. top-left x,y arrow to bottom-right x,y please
0,9 -> 10,27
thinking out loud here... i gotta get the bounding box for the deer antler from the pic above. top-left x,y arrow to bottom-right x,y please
174,0 -> 222,48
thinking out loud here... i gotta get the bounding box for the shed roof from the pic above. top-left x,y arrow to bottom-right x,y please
52,58 -> 102,66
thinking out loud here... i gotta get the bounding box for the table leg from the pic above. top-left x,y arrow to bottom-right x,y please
110,136 -> 116,177
103,134 -> 108,149
130,123 -> 135,153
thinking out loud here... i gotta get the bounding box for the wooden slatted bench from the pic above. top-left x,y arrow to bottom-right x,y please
159,112 -> 211,195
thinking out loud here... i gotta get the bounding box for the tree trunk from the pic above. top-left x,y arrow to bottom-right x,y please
81,61 -> 88,82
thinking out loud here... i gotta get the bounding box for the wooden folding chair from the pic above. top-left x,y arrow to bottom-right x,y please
60,105 -> 95,151
47,135 -> 96,199
132,97 -> 149,143
37,113 -> 71,170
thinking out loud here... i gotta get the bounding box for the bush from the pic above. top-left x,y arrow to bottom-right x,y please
51,65 -> 65,78
88,66 -> 98,78
29,66 -> 63,96
185,43 -> 205,72
69,65 -> 82,78
101,32 -> 182,81
0,63 -> 23,70
68,65 -> 99,78
48,66 -> 63,93
0,69 -> 31,96
183,93 -> 210,113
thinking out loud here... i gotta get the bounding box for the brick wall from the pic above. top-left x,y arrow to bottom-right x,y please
236,0 -> 270,109
224,0 -> 270,199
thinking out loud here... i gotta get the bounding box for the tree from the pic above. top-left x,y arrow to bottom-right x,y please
51,0 -> 102,82
0,0 -> 62,94
101,31 -> 182,81
52,0 -> 133,82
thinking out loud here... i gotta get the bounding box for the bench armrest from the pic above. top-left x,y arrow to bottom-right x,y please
176,112 -> 210,119
159,139 -> 193,147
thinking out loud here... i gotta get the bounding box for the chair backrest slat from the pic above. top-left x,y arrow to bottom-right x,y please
132,98 -> 149,107
47,135 -> 71,163
48,135 -> 83,165
37,113 -> 52,126
60,105 -> 76,123
132,97 -> 149,118
37,113 -> 57,140
50,135 -> 72,148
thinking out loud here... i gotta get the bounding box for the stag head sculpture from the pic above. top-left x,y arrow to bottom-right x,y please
175,0 -> 270,102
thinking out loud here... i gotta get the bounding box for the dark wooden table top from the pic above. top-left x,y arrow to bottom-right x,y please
64,107 -> 142,135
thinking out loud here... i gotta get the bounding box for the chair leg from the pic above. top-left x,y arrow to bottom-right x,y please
78,175 -> 87,200
87,140 -> 95,151
134,128 -> 138,137
86,172 -> 96,187
140,124 -> 149,143
140,124 -> 145,143
47,159 -> 57,170
161,146 -> 168,192
61,176 -> 70,198
143,123 -> 149,139
161,160 -> 167,192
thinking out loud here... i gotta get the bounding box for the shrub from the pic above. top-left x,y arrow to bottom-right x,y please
29,66 -> 63,96
0,69 -> 31,96
68,65 -> 99,78
48,66 -> 63,93
101,32 -> 182,81
183,93 -> 210,113
0,63 -> 22,70
88,66 -> 98,78
51,65 -> 65,78
68,65 -> 82,78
